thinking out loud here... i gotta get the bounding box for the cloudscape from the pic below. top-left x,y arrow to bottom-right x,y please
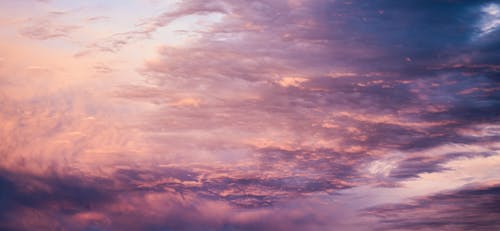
1,0 -> 499,230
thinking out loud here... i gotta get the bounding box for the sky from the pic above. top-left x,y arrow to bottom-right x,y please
0,0 -> 499,230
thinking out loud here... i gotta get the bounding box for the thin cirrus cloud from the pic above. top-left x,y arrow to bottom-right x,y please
0,0 -> 499,230
19,10 -> 81,40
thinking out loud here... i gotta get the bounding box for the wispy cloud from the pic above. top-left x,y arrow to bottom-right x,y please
18,10 -> 81,40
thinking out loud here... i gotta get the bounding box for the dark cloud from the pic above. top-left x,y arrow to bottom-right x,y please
365,183 -> 500,230
389,152 -> 494,179
136,0 -> 500,154
0,168 -> 338,231
112,3 -> 500,212
112,158 -> 357,209
0,170 -> 116,231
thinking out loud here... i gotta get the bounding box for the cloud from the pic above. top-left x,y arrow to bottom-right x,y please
20,23 -> 80,40
77,1 -> 227,55
19,10 -> 81,40
1,0 -> 500,230
0,167 -> 351,231
0,170 -> 116,231
364,182 -> 500,230
389,152 -> 495,179
117,0 -> 500,194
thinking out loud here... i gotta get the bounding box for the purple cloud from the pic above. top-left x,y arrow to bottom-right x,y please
1,0 -> 499,230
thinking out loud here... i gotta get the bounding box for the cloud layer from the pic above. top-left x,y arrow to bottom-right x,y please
0,0 -> 499,230
365,183 -> 500,230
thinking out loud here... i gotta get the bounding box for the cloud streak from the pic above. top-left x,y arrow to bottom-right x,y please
365,183 -> 500,230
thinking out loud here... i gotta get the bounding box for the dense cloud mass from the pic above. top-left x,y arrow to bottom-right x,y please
0,0 -> 499,230
365,183 -> 500,230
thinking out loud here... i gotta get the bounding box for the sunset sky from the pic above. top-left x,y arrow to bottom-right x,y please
1,0 -> 499,230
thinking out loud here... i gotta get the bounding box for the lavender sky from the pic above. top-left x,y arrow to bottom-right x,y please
1,0 -> 499,230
